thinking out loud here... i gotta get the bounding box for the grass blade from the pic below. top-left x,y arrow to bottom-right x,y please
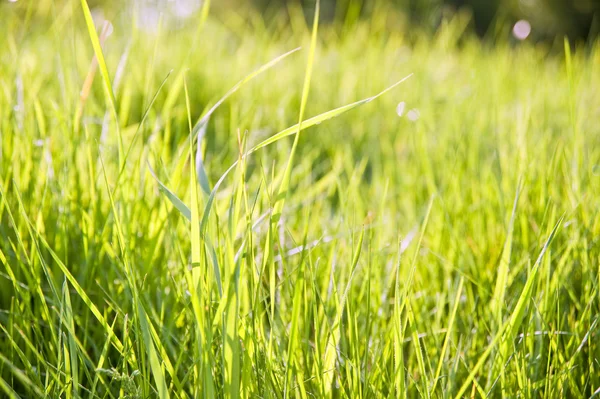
0,353 -> 44,398
454,215 -> 564,399
185,73 -> 216,397
138,305 -> 170,399
150,75 -> 412,234
61,280 -> 79,399
491,180 -> 521,325
148,162 -> 192,221
249,74 -> 413,154
191,47 -> 302,141
274,0 -> 320,221
430,277 -> 464,394
79,0 -> 123,158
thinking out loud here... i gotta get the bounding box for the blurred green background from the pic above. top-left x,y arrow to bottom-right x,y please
246,0 -> 600,40
244,0 -> 600,40
4,0 -> 599,42
183,0 -> 598,41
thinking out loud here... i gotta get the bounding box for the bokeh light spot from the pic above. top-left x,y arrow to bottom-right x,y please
513,20 -> 531,40
396,101 -> 406,117
407,109 -> 420,121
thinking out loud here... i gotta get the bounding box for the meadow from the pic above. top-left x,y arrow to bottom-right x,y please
1,1 -> 599,397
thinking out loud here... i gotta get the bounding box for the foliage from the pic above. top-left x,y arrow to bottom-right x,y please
1,0 -> 599,397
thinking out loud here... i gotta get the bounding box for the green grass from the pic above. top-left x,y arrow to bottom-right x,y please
1,1 -> 600,397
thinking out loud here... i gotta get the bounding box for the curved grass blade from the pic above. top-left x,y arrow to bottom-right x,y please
73,20 -> 113,135
249,73 -> 412,153
148,47 -> 303,222
148,162 -> 192,221
150,72 -> 411,256
80,0 -> 123,158
150,73 -> 412,251
191,47 -> 302,141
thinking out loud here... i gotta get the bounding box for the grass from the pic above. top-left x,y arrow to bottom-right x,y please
1,0 -> 600,397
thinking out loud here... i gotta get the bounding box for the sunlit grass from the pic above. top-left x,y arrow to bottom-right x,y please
1,0 -> 599,397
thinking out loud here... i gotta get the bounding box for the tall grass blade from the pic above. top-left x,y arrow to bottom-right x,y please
323,227 -> 364,395
431,277 -> 464,395
454,215 -> 564,399
274,0 -> 320,221
185,73 -> 216,397
62,280 -> 79,399
491,181 -> 521,325
138,305 -> 170,399
79,0 -> 123,158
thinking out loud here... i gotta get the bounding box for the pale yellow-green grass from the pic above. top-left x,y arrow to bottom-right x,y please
1,1 -> 599,397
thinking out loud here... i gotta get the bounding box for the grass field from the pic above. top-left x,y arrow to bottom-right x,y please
1,1 -> 600,397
